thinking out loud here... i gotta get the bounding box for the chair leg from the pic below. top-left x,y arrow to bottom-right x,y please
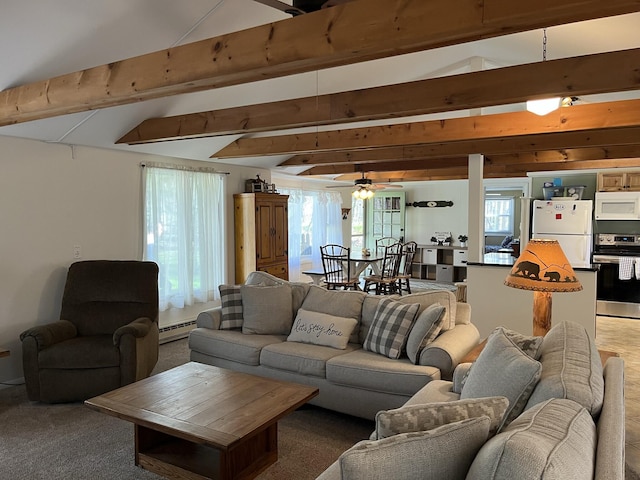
405,278 -> 411,294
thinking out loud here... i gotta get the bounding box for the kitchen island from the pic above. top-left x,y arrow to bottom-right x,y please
466,261 -> 598,338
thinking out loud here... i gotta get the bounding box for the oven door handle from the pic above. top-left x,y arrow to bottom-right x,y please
592,255 -> 621,264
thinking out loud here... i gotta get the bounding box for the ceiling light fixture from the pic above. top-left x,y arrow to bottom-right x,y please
352,187 -> 374,199
526,29 -> 562,116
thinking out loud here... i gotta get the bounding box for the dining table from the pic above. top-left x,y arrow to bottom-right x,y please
347,254 -> 383,278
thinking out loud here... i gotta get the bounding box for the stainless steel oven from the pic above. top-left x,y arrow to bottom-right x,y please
592,234 -> 640,319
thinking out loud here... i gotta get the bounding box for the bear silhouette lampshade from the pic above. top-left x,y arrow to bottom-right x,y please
504,238 -> 582,336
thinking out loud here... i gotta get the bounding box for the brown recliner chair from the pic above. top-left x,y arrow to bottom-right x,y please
20,260 -> 159,403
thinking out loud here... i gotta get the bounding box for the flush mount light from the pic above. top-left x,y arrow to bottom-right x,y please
526,97 -> 562,116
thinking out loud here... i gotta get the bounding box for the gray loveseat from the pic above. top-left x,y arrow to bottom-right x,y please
317,320 -> 625,480
189,271 -> 480,419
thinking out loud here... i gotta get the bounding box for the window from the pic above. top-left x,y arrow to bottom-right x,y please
351,197 -> 365,251
485,196 -> 515,234
280,188 -> 342,280
143,164 -> 226,311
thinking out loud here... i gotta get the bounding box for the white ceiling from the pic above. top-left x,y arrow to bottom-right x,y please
2,1 -> 640,178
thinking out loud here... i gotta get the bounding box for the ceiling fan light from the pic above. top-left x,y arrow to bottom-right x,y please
526,97 -> 561,116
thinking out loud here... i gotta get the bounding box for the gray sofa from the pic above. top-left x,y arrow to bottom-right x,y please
188,271 -> 480,419
317,320 -> 625,480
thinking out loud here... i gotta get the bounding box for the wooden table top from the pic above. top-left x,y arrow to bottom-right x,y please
462,338 -> 619,366
0,348 -> 9,358
85,362 -> 318,450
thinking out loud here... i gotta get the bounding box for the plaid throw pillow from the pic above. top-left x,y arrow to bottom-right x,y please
363,298 -> 420,359
219,284 -> 243,329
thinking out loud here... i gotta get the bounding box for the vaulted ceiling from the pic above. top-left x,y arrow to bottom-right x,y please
1,0 -> 640,182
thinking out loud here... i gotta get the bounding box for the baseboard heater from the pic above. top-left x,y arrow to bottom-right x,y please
159,320 -> 197,343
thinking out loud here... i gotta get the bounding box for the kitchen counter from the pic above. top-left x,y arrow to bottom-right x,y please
468,252 -> 599,271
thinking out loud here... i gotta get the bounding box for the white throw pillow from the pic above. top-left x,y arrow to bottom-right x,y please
287,309 -> 358,350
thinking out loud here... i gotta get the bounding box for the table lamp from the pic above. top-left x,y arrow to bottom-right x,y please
504,238 -> 582,336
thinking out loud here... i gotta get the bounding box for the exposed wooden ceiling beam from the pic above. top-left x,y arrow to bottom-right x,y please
286,144 -> 640,168
1,0 -> 639,127
215,99 -> 640,157
118,48 -> 640,144
329,157 -> 640,182
299,148 -> 640,176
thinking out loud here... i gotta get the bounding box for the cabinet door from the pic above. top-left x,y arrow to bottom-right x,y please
255,202 -> 276,264
272,199 -> 288,263
598,172 -> 625,191
626,173 -> 640,191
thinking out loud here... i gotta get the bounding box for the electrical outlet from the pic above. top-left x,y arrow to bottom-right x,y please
73,245 -> 82,259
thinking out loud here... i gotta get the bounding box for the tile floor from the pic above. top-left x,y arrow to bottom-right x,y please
595,315 -> 640,477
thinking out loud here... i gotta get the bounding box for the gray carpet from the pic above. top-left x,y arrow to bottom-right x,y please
0,339 -> 373,479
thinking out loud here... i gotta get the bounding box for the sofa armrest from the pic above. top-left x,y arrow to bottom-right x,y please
595,356 -> 625,480
196,307 -> 222,330
452,362 -> 473,394
19,320 -> 77,350
455,302 -> 471,325
113,317 -> 153,344
418,323 -> 480,380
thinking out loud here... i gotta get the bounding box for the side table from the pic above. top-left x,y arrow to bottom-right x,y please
460,339 -> 618,366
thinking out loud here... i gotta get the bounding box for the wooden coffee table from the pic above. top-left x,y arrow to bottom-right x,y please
85,362 -> 318,480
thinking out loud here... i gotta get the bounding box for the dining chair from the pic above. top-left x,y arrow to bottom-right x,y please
375,237 -> 398,256
363,242 -> 403,295
396,241 -> 417,294
320,244 -> 360,290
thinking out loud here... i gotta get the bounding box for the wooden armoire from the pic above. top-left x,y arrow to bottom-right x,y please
234,193 -> 289,284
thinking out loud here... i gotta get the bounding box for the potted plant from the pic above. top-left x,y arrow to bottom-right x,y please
430,236 -> 438,245
444,236 -> 452,246
458,234 -> 468,247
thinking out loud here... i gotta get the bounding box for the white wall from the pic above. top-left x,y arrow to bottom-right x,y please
0,135 -> 268,383
467,265 -> 597,339
402,180 -> 469,245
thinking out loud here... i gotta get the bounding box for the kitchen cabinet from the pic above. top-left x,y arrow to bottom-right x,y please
412,244 -> 467,282
234,193 -> 289,284
597,171 -> 640,192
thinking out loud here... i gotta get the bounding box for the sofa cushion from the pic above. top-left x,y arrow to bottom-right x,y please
240,284 -> 293,335
375,396 -> 509,439
363,298 -> 420,359
287,309 -> 357,350
359,296 -> 385,343
38,335 -> 119,368
525,320 -> 604,416
405,380 -> 461,405
260,341 -> 360,378
500,327 -> 543,360
187,328 -> 285,366
299,286 -> 366,344
461,327 -> 542,429
395,290 -> 458,331
339,417 -> 491,480
219,284 -> 243,329
467,398 -> 597,479
326,349 -> 439,396
405,303 -> 445,364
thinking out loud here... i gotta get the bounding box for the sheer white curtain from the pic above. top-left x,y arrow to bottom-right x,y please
143,164 -> 226,311
280,188 -> 343,280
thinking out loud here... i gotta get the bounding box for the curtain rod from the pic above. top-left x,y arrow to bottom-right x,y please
140,162 -> 230,175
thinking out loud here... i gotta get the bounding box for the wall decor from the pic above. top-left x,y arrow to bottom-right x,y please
406,201 -> 454,208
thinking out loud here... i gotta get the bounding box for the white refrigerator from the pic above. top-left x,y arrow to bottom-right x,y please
532,200 -> 593,268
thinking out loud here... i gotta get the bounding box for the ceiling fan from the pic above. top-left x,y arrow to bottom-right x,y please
327,173 -> 403,199
252,0 -> 351,16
